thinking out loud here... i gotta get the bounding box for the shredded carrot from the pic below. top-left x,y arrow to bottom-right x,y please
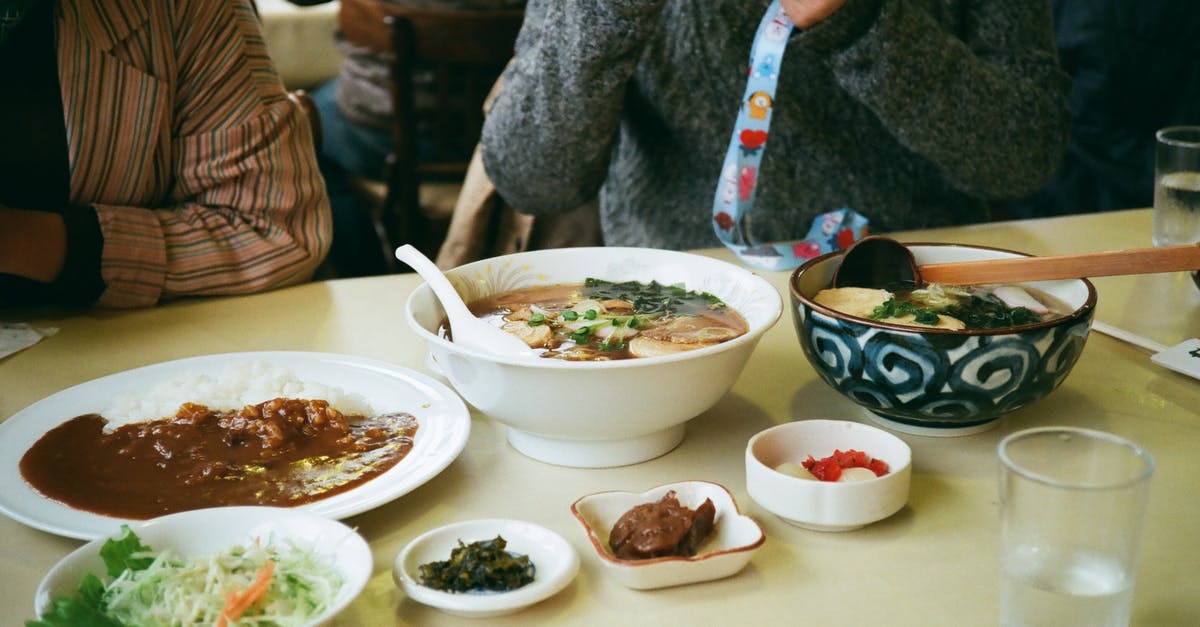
217,560 -> 275,626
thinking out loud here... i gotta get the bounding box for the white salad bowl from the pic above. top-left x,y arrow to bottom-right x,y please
570,480 -> 765,590
393,518 -> 579,619
403,247 -> 782,467
33,506 -> 372,626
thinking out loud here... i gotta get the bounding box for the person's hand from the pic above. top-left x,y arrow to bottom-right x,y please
780,0 -> 848,29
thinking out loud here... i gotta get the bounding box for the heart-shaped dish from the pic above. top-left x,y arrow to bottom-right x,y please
570,480 -> 764,590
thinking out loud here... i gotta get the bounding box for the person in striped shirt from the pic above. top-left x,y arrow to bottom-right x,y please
0,0 -> 332,308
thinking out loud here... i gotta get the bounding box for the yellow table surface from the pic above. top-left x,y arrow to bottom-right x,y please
3,209 -> 1197,625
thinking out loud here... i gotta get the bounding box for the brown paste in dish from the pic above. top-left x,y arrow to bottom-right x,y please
18,398 -> 417,519
609,490 -> 716,560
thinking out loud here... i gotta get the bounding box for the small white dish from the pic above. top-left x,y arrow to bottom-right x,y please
746,419 -> 912,532
33,506 -> 372,626
394,518 -> 579,619
570,480 -> 764,590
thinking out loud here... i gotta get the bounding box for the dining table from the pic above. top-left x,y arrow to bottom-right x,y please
2,208 -> 1197,626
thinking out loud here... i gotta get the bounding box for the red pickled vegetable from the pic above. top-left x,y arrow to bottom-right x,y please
801,449 -> 889,482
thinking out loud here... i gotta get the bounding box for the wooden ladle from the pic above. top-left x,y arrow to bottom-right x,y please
831,235 -> 1200,288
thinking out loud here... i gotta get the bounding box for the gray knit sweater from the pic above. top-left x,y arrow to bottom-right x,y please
481,0 -> 1071,250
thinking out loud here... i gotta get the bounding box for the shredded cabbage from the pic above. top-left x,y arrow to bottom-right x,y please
34,529 -> 345,627
105,537 -> 343,626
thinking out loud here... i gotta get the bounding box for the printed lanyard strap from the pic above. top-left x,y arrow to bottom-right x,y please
711,0 -> 868,272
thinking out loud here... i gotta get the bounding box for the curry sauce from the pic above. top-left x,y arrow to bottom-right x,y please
19,398 -> 417,519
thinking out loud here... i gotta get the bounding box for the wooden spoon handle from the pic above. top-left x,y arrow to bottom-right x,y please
918,243 -> 1200,284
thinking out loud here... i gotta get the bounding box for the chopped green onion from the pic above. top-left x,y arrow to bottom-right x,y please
562,311 -> 579,321
528,313 -> 545,326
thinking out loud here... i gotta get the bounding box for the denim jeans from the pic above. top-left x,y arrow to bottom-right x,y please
311,78 -> 394,277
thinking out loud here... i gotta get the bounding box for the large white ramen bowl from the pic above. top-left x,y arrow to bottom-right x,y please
404,247 -> 782,467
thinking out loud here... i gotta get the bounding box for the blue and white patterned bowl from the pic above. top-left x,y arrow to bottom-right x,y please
789,243 -> 1096,435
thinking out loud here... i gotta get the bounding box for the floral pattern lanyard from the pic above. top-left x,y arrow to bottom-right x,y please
711,0 -> 869,272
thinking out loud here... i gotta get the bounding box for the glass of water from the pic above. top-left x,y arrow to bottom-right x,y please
998,427 -> 1155,627
1153,126 -> 1200,248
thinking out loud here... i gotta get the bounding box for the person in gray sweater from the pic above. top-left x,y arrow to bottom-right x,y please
481,0 -> 1072,251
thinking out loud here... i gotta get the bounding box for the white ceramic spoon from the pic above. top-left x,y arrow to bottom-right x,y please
395,245 -> 535,357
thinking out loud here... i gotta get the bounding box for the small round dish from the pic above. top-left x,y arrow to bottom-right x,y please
33,506 -> 371,626
746,420 -> 912,532
393,518 -> 579,619
570,480 -> 765,590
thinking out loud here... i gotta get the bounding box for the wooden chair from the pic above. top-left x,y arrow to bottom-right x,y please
334,1 -> 523,268
378,7 -> 525,265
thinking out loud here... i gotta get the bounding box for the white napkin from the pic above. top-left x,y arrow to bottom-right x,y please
1092,321 -> 1200,381
0,322 -> 58,359
1150,338 -> 1200,381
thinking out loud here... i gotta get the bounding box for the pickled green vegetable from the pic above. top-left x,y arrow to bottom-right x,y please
417,536 -> 535,593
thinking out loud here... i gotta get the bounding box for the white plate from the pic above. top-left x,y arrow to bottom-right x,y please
393,518 -> 579,618
0,351 -> 471,540
34,506 -> 372,625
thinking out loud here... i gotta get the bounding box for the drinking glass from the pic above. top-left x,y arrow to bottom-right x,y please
1153,126 -> 1200,248
997,427 -> 1154,627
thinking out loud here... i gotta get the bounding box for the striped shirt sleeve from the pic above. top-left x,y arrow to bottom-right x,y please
82,0 -> 332,307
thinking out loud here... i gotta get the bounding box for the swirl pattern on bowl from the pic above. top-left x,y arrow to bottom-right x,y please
789,243 -> 1097,432
796,308 -> 1093,428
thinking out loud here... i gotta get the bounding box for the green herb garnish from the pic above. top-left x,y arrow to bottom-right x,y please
582,278 -> 726,317
417,536 -> 535,593
870,294 -> 1043,329
26,526 -> 151,627
942,295 -> 1042,328
528,313 -> 545,326
562,310 -> 579,321
870,298 -> 941,325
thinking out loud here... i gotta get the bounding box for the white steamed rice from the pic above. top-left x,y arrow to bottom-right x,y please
103,361 -> 374,427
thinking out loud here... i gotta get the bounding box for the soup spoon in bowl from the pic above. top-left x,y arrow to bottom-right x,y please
395,245 -> 536,358
832,236 -> 1200,288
